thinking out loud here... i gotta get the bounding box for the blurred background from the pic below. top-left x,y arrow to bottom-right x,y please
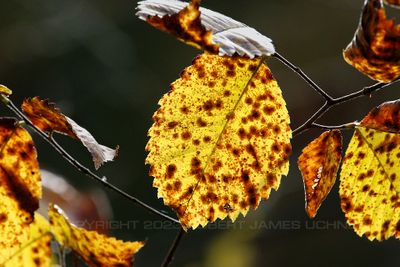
0,0 -> 399,266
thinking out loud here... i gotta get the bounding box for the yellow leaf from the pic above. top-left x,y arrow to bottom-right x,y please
0,118 -> 42,262
340,100 -> 400,241
146,53 -> 292,230
48,204 -> 144,267
298,130 -> 342,218
0,85 -> 12,96
343,0 -> 400,82
2,214 -> 52,267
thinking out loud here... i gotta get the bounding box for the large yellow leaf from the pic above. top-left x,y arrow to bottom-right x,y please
343,0 -> 400,82
0,118 -> 42,262
2,214 -> 52,267
48,204 -> 144,267
340,100 -> 400,241
298,130 -> 342,218
146,53 -> 292,230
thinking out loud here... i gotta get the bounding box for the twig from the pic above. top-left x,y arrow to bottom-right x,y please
0,95 -> 180,224
161,227 -> 185,267
273,52 -> 334,102
273,54 -> 400,137
311,122 -> 357,130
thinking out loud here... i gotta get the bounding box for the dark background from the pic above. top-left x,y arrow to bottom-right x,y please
0,0 -> 399,266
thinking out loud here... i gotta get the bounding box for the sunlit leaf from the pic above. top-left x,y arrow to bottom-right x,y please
343,0 -> 400,82
146,53 -> 291,230
48,204 -> 144,267
0,85 -> 12,96
2,214 -> 52,267
0,118 -> 42,262
22,97 -> 118,170
340,100 -> 400,241
298,130 -> 342,218
136,0 -> 275,58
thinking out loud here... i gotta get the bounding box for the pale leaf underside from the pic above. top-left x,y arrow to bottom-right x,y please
136,0 -> 275,58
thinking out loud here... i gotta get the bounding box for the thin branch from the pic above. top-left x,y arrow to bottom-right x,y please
273,52 -> 334,102
161,227 -> 185,267
311,122 -> 357,131
0,95 -> 180,224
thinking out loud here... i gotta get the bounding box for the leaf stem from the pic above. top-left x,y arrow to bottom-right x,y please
311,122 -> 358,130
1,96 -> 180,224
161,227 -> 185,267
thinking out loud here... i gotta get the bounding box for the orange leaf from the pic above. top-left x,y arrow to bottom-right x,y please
343,0 -> 400,82
49,204 -> 144,267
0,118 -> 42,262
22,97 -> 118,169
137,0 -> 275,58
298,130 -> 342,218
360,99 -> 400,133
384,0 -> 400,7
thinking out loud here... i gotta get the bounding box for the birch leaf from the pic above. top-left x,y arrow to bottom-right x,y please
298,130 -> 342,218
2,214 -> 52,267
48,204 -> 144,267
343,0 -> 400,82
340,100 -> 400,241
146,53 -> 291,230
22,97 -> 118,170
0,118 -> 42,262
136,0 -> 275,58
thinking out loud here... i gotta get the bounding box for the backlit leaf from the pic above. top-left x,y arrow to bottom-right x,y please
48,204 -> 144,267
146,53 -> 291,230
340,100 -> 400,241
0,118 -> 42,262
22,97 -> 118,170
2,214 -> 52,267
0,85 -> 12,96
136,0 -> 275,58
298,130 -> 342,218
343,0 -> 400,82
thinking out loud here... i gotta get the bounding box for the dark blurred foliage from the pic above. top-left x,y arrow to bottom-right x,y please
0,0 -> 399,266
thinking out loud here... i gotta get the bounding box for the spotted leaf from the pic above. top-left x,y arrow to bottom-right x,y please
146,53 -> 291,230
22,97 -> 118,170
343,0 -> 400,82
298,130 -> 342,218
136,0 -> 275,58
0,118 -> 42,262
2,214 -> 52,267
48,204 -> 144,267
340,100 -> 400,241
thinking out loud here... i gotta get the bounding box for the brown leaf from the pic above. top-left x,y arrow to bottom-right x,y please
22,97 -> 118,169
360,99 -> 400,133
0,118 -> 42,262
49,204 -> 144,267
298,130 -> 342,218
384,0 -> 400,7
136,0 -> 275,58
343,0 -> 400,82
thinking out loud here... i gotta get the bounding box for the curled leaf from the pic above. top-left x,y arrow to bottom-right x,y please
340,100 -> 400,241
0,85 -> 12,96
146,54 -> 291,229
22,97 -> 118,170
2,214 -> 52,267
298,130 -> 342,218
49,204 -> 144,267
0,118 -> 42,262
343,0 -> 400,82
136,0 -> 275,58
